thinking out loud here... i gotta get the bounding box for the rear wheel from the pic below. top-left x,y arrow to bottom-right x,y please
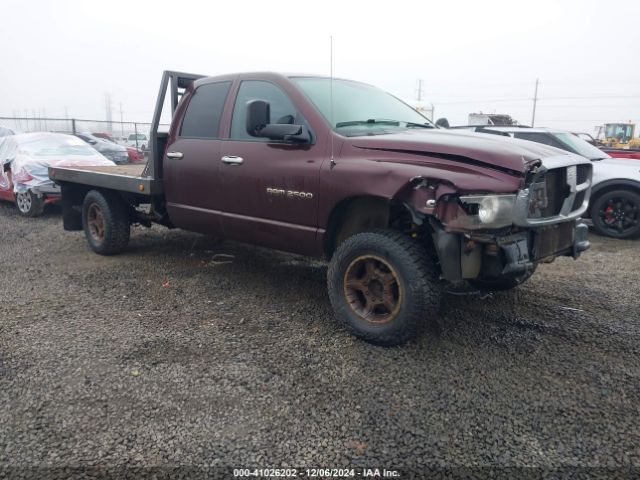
327,230 -> 441,346
590,189 -> 640,239
82,190 -> 130,255
15,191 -> 44,217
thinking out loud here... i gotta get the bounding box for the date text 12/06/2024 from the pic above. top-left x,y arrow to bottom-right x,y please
233,468 -> 401,478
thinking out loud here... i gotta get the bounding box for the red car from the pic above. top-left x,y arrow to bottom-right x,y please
0,132 -> 114,216
126,146 -> 145,162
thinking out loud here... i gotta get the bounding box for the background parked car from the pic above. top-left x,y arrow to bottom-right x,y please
91,132 -> 115,143
125,147 -> 145,162
0,126 -> 17,137
74,132 -> 129,164
459,126 -> 640,239
0,132 -> 114,217
125,133 -> 148,151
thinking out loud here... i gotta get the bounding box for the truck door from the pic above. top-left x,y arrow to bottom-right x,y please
163,80 -> 232,234
218,80 -> 323,255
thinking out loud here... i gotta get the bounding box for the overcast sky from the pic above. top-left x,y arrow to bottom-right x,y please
1,0 -> 638,134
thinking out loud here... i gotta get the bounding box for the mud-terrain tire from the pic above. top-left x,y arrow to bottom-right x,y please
82,190 -> 130,255
470,265 -> 537,292
590,189 -> 640,239
327,230 -> 441,346
15,190 -> 44,217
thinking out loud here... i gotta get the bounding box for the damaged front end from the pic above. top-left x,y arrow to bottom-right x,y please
406,155 -> 592,287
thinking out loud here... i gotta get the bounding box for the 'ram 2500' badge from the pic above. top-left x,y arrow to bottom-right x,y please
266,188 -> 313,199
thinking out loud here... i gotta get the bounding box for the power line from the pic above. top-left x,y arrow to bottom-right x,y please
434,95 -> 638,105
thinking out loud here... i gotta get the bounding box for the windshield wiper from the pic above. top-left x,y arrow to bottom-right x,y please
335,119 -> 435,129
404,121 -> 435,129
335,119 -> 400,128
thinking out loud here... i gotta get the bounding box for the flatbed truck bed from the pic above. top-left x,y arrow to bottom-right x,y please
49,162 -> 160,195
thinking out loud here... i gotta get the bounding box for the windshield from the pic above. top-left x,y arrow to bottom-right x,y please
293,77 -> 433,135
552,132 -> 610,160
129,134 -> 147,140
605,124 -> 634,142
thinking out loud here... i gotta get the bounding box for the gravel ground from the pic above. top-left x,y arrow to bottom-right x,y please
0,201 -> 639,478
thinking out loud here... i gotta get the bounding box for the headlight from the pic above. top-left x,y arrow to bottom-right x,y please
448,194 -> 517,230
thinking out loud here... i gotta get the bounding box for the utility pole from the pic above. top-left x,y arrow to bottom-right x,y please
119,102 -> 124,137
531,78 -> 539,127
417,79 -> 423,101
105,93 -> 113,133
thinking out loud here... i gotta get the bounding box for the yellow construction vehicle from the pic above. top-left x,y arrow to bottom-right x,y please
598,122 -> 640,149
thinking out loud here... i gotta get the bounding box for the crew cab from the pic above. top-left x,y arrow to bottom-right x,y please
49,71 -> 592,345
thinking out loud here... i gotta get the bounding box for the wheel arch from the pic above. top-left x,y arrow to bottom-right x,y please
60,183 -> 141,231
588,179 -> 640,215
323,194 -> 422,259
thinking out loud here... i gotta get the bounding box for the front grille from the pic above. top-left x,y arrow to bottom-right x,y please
516,162 -> 592,227
542,169 -> 567,217
577,164 -> 590,185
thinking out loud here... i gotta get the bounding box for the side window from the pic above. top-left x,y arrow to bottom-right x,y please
230,80 -> 298,140
514,132 -> 565,150
180,81 -> 231,138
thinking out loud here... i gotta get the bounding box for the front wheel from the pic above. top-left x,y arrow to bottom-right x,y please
15,190 -> 44,217
590,189 -> 640,239
82,190 -> 130,255
327,230 -> 441,346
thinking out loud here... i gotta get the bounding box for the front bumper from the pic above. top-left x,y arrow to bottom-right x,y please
433,220 -> 590,284
498,221 -> 590,275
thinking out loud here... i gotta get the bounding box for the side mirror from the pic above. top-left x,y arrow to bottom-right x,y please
246,100 -> 270,137
435,117 -> 450,128
246,100 -> 309,143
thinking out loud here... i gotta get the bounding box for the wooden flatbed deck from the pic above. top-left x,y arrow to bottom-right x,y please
49,162 -> 162,195
67,164 -> 147,176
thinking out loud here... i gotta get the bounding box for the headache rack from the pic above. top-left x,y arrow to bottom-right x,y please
49,71 -> 206,195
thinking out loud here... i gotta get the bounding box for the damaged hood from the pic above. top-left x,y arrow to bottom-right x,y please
348,128 -> 574,175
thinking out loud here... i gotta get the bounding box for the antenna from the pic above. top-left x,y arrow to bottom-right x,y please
330,35 -> 335,168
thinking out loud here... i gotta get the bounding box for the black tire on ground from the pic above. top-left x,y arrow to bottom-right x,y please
590,189 -> 640,239
327,230 -> 441,346
82,190 -> 130,255
470,265 -> 537,292
15,190 -> 44,217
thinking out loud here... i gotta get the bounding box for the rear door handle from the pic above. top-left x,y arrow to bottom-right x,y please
221,155 -> 244,165
166,151 -> 183,160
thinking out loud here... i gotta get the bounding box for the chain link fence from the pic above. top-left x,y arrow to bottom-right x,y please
0,117 -> 170,150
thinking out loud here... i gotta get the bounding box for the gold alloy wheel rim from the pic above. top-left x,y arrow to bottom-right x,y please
343,255 -> 402,324
87,203 -> 105,242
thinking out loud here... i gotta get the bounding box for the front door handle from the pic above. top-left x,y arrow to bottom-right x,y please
166,151 -> 183,160
221,155 -> 244,165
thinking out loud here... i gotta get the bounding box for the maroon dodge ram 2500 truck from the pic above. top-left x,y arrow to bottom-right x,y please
49,71 -> 592,345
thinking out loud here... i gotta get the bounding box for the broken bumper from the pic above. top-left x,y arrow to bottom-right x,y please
433,219 -> 590,284
499,221 -> 589,275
